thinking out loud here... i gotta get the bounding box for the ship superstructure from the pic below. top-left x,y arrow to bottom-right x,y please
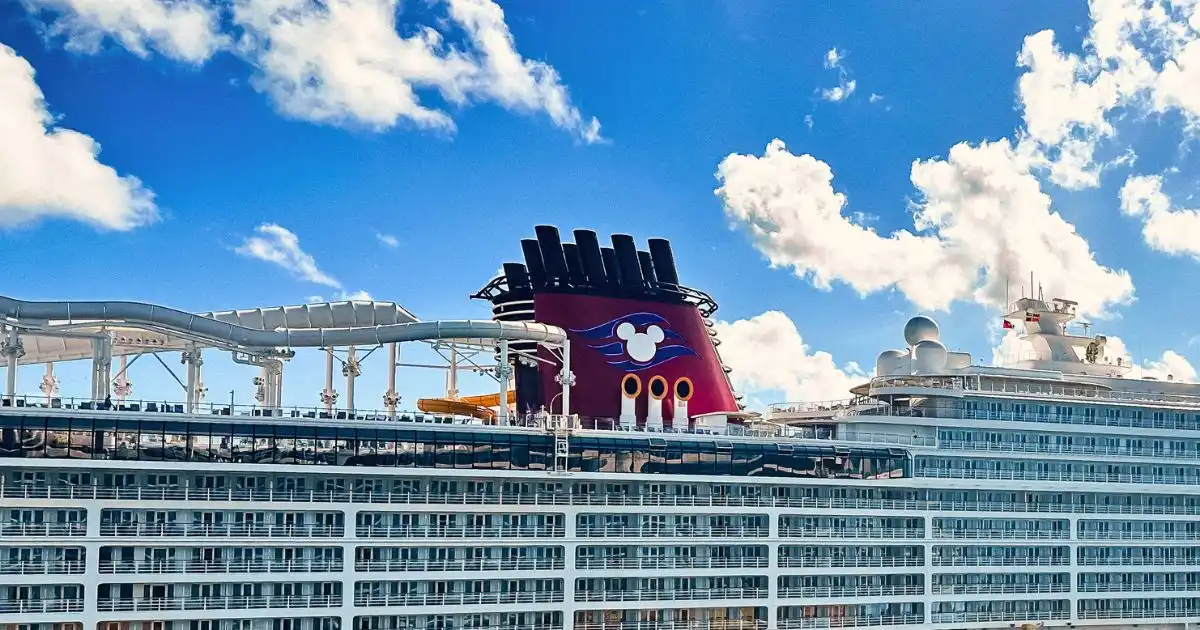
2,228 -> 1198,630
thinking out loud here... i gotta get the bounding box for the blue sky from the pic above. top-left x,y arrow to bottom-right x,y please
4,0 -> 1200,410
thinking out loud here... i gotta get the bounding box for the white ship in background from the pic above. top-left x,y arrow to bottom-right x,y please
2,226 -> 1200,630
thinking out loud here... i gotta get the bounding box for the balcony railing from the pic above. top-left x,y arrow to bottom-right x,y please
1077,556 -> 1200,566
1077,582 -> 1200,593
355,526 -> 564,538
0,523 -> 86,537
780,556 -> 923,568
929,610 -> 1069,623
96,594 -> 341,612
576,526 -> 766,538
0,560 -> 85,574
0,599 -> 85,614
932,529 -> 1069,540
776,615 -> 925,629
574,587 -> 768,602
574,622 -> 766,630
1078,530 -> 1200,541
355,591 -> 562,606
931,583 -> 1069,595
939,439 -> 1200,462
916,468 -> 1200,486
779,527 -> 923,539
576,557 -> 768,570
778,585 -> 924,598
932,556 -> 1068,567
1078,608 -> 1200,620
98,523 -> 343,538
99,559 -> 342,574
357,558 -> 563,572
13,482 -> 1200,518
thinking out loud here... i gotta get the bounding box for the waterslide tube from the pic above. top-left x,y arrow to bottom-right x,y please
0,296 -> 567,349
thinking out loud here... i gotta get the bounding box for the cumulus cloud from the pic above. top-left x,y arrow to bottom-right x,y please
1106,336 -> 1197,382
1015,0 -> 1200,189
231,0 -> 600,140
1119,173 -> 1200,259
235,223 -> 341,288
20,0 -> 600,141
0,44 -> 157,230
715,138 -> 1134,317
308,289 -> 374,303
714,310 -> 868,404
818,46 -> 857,103
375,232 -> 399,247
21,0 -> 225,64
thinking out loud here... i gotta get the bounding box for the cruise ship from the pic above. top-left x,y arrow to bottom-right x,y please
1,225 -> 1198,630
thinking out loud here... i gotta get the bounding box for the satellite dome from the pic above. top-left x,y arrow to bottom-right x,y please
904,315 -> 940,347
913,339 -> 948,374
876,349 -> 908,376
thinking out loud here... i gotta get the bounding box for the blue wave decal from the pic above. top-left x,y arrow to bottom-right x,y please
607,345 -> 698,372
588,341 -> 626,357
570,312 -> 667,340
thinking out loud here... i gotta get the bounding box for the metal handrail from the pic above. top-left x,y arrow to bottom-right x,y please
355,526 -> 564,538
99,560 -> 342,574
96,594 -> 341,612
778,585 -> 924,597
355,591 -> 561,606
573,587 -> 768,602
776,615 -> 925,629
0,599 -> 85,613
0,560 -> 85,574
98,523 -> 344,538
357,559 -> 562,572
576,557 -> 768,570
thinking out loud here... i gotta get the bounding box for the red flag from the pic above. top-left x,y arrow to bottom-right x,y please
1002,319 -> 1015,329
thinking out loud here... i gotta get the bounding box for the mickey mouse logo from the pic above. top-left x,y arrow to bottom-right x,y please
616,322 -> 664,363
572,312 -> 699,372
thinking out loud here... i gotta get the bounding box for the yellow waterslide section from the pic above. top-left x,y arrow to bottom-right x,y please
417,391 -> 515,422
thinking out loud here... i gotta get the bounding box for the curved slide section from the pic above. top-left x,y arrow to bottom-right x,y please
0,296 -> 566,349
417,398 -> 497,421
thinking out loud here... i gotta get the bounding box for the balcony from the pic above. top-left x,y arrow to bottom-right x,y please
776,615 -> 925,629
99,523 -> 343,538
0,599 -> 85,614
356,558 -> 563,572
931,583 -> 1069,595
1078,608 -> 1200,620
99,559 -> 342,574
929,611 -> 1069,623
576,526 -> 766,538
574,587 -> 767,602
96,594 -> 341,612
1077,530 -> 1200,541
779,585 -> 924,598
779,528 -> 923,539
932,556 -> 1068,567
932,529 -> 1069,540
1077,583 -> 1200,593
576,557 -> 768,570
0,560 -> 85,575
1077,556 -> 1200,566
355,591 -> 562,606
780,556 -> 923,569
939,439 -> 1200,462
574,623 -> 766,630
355,525 -> 564,538
0,523 -> 86,536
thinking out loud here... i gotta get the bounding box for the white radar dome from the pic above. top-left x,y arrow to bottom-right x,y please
913,339 -> 948,374
876,349 -> 908,376
904,315 -> 940,347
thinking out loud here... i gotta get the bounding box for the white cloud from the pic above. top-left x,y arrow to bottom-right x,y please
0,44 -> 157,230
803,114 -> 813,130
22,0 -> 225,64
375,232 -> 399,247
230,0 -> 601,140
1105,335 -> 1197,382
991,330 -> 1037,366
869,93 -> 884,104
716,138 -> 1134,317
1119,173 -> 1200,258
714,310 -> 868,403
307,289 -> 375,303
818,46 -> 857,103
235,223 -> 341,287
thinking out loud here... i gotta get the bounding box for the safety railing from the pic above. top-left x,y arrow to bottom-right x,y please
915,468 -> 1199,486
354,525 -> 564,538
357,558 -> 563,572
98,523 -> 343,538
776,615 -> 925,629
0,560 -> 85,574
99,559 -> 342,574
932,529 -> 1070,540
932,556 -> 1068,567
0,523 -> 86,537
576,557 -> 768,570
1077,530 -> 1200,541
1078,608 -> 1200,619
573,587 -> 768,602
96,594 -> 341,612
938,439 -> 1200,462
574,622 -> 766,630
0,598 -> 85,614
576,526 -> 767,538
930,583 -> 1069,595
1077,556 -> 1200,566
354,591 -> 562,606
779,527 -> 924,539
778,584 -> 924,598
780,556 -> 923,568
929,610 -> 1069,623
1076,582 -> 1200,593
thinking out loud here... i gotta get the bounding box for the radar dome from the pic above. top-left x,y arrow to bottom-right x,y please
913,339 -> 948,374
876,349 -> 908,376
904,315 -> 940,347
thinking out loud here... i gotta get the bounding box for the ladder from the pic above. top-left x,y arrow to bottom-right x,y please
551,414 -> 572,473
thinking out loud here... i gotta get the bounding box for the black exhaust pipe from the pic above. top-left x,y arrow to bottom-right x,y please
520,239 -> 547,290
648,238 -> 680,286
535,225 -> 569,287
611,234 -> 645,292
637,250 -> 658,287
503,262 -> 531,294
562,242 -> 587,289
600,246 -> 621,290
573,229 -> 608,287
